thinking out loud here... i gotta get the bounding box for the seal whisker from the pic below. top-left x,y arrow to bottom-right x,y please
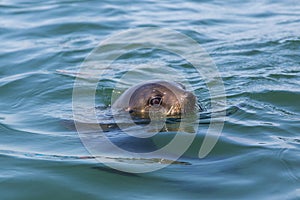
166,105 -> 174,115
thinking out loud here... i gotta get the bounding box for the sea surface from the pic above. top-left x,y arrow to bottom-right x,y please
1,0 -> 300,199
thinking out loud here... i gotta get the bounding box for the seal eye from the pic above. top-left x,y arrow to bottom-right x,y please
149,96 -> 162,106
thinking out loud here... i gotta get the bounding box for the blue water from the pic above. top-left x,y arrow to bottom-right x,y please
1,0 -> 300,199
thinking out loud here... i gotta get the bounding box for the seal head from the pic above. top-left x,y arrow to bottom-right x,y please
112,81 -> 199,118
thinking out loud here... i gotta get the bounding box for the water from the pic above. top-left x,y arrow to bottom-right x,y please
1,0 -> 300,199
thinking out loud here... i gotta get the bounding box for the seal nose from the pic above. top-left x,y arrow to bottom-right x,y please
183,92 -> 195,101
181,91 -> 196,112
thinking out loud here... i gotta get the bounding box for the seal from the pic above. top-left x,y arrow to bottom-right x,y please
112,80 -> 200,118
